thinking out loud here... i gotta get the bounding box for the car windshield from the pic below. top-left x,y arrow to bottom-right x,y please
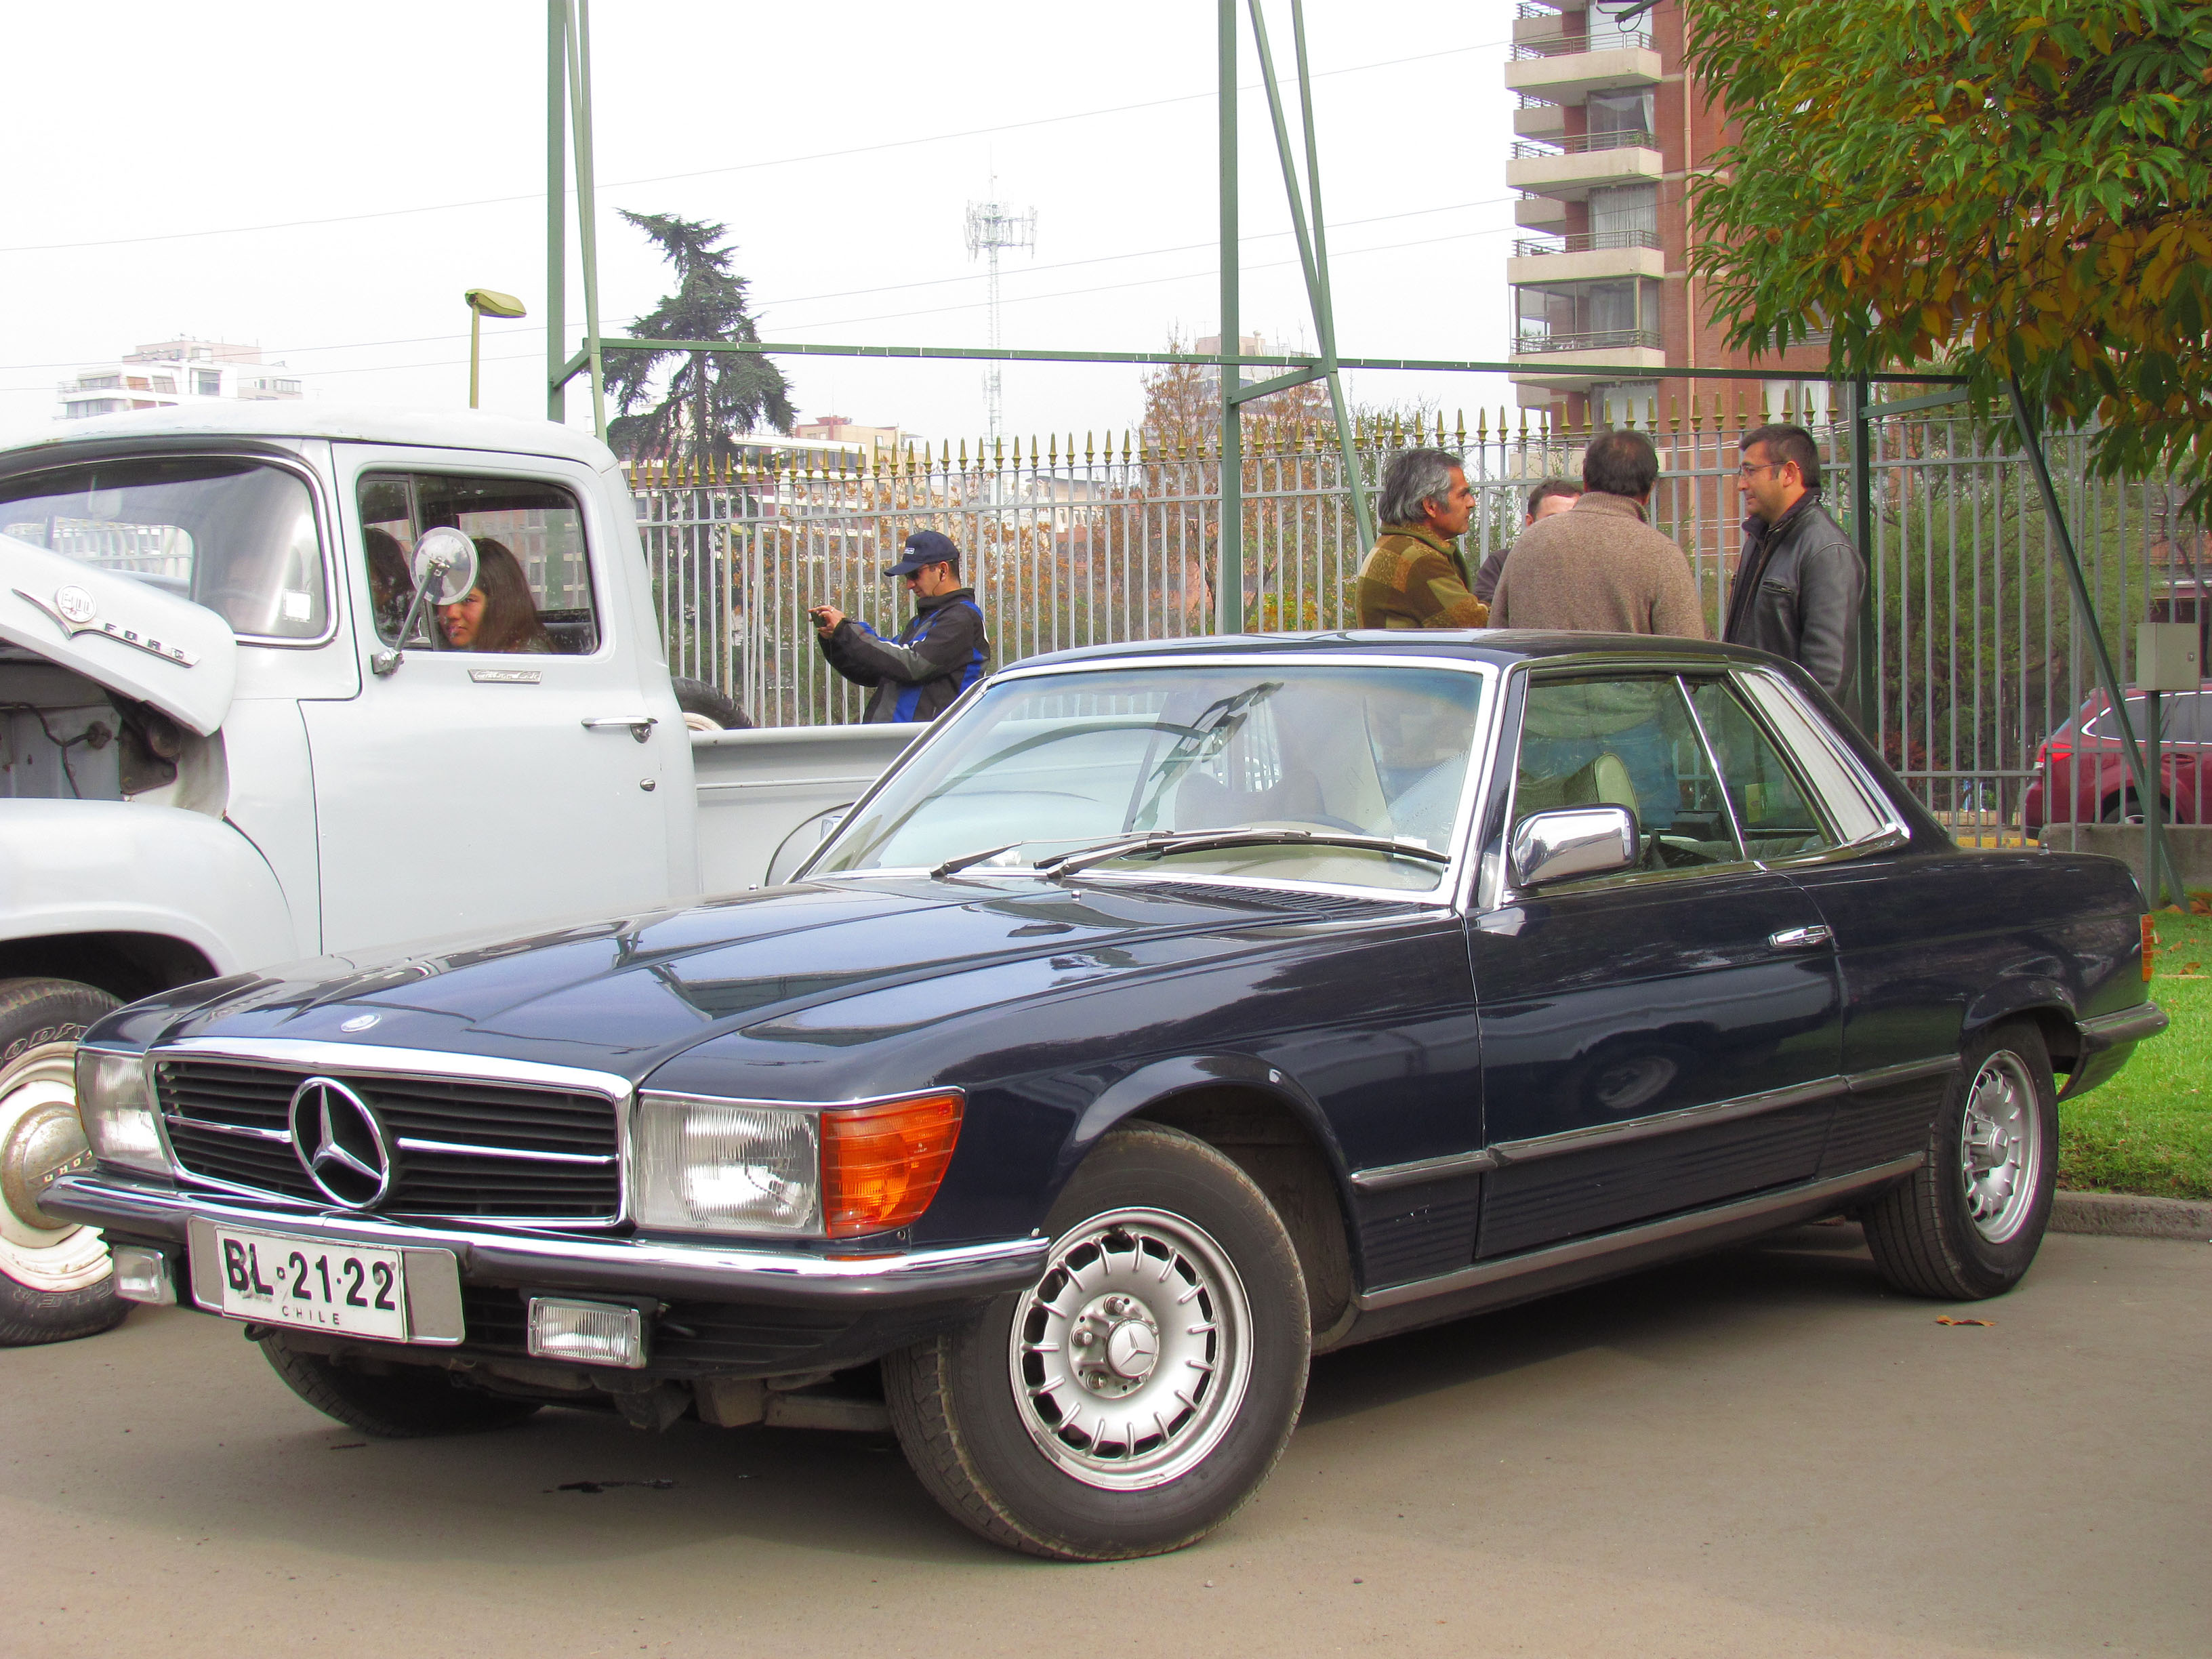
0,455 -> 327,640
810,661 -> 1488,892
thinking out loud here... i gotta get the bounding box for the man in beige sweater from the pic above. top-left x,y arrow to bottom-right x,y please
1491,428 -> 1706,638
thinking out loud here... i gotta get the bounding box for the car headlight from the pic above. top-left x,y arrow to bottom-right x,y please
73,1048 -> 172,1179
632,1089 -> 962,1239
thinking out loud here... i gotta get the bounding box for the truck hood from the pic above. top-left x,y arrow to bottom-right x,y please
117,875 -> 1410,1084
0,531 -> 236,734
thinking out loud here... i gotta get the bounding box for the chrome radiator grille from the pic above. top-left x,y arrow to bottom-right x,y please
155,1058 -> 623,1223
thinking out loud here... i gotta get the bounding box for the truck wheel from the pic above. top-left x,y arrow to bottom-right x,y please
0,979 -> 127,1347
885,1123 -> 1310,1560
1861,1020 -> 2058,1301
672,676 -> 754,733
258,1333 -> 542,1437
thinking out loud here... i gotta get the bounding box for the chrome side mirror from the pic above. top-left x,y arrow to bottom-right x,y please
1510,804 -> 1638,888
371,528 -> 480,676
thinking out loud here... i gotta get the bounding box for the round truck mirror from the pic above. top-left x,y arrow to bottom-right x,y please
411,527 -> 479,606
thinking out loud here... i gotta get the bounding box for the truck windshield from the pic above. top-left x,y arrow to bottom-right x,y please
0,456 -> 327,640
810,661 -> 1489,893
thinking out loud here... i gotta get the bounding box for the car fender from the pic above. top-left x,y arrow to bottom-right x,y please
1064,1052 -> 1351,1189
1961,975 -> 2076,1042
0,799 -> 299,977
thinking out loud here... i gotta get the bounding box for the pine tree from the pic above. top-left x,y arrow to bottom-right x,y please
604,211 -> 796,465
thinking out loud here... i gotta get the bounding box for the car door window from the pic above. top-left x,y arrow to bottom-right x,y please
357,472 -> 597,654
1512,675 -> 1741,872
1689,678 -> 1839,859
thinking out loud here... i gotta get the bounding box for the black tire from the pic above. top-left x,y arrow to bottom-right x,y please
259,1333 -> 542,1437
672,676 -> 753,732
1861,1019 -> 2059,1300
885,1123 -> 1310,1560
0,977 -> 127,1347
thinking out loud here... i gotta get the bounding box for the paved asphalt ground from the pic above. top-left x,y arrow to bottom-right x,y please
5,1225 -> 2206,1659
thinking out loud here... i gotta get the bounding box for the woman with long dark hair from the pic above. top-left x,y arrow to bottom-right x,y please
436,537 -> 554,653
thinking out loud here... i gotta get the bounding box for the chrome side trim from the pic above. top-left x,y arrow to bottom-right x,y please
48,1171 -> 1048,1309
1845,1056 -> 1959,1092
1351,1147 -> 1499,1192
156,1038 -> 634,1101
1355,1154 -> 1925,1312
2077,1004 -> 2169,1046
1486,1074 -> 1849,1166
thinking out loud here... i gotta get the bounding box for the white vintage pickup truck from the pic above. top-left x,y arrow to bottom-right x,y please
0,403 -> 914,1342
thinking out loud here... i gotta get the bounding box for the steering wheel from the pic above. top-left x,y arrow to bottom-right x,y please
197,583 -> 273,630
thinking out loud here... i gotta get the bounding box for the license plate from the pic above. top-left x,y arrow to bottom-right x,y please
209,1227 -> 409,1341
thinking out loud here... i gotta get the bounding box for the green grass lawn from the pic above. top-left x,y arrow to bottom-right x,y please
2057,903 -> 2212,1201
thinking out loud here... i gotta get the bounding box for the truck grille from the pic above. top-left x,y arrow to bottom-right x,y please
155,1059 -> 623,1223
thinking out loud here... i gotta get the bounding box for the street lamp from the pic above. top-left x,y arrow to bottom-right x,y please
464,288 -> 527,408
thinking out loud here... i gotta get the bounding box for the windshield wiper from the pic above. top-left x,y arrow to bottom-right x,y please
929,841 -> 1029,879
1039,828 -> 1448,880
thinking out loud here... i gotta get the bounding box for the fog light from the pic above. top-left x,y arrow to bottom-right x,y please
527,1297 -> 645,1368
110,1244 -> 176,1306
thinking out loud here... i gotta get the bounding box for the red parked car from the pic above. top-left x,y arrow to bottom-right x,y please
2024,683 -> 2211,833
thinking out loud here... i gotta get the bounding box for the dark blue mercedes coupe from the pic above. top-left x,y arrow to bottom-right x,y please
52,632 -> 2165,1559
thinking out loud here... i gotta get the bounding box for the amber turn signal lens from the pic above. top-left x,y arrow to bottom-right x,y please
2143,914 -> 2156,981
820,1091 -> 964,1237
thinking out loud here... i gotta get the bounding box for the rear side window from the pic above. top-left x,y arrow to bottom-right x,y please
1689,679 -> 1837,859
1,455 -> 327,640
357,472 -> 596,654
1733,672 -> 1889,844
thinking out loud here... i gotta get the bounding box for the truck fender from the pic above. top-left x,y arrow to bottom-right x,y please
0,800 -> 298,980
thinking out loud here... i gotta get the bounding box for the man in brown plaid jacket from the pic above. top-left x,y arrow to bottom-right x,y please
1356,447 -> 1489,629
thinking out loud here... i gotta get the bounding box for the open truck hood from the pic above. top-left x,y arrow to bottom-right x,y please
0,530 -> 237,735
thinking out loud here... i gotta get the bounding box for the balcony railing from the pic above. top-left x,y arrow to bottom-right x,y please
1514,1 -> 1561,18
1509,130 -> 1661,161
1511,26 -> 1655,58
1512,230 -> 1664,258
1513,328 -> 1665,356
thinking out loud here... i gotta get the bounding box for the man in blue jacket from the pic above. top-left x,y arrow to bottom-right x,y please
813,529 -> 991,722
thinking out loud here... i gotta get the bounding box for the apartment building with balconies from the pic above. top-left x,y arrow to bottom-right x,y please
57,340 -> 303,422
1506,1 -> 1828,427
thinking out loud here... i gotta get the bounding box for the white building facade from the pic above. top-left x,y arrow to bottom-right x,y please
57,340 -> 303,422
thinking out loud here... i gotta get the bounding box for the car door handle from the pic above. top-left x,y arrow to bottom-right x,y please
583,715 -> 658,743
1769,924 -> 1832,950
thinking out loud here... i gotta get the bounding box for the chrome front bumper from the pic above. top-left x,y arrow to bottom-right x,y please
43,1170 -> 1049,1311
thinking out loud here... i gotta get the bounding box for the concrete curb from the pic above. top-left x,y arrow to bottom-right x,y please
2051,1190 -> 2212,1240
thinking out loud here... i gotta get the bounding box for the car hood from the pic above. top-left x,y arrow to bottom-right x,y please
123,876 -> 1412,1086
0,530 -> 237,734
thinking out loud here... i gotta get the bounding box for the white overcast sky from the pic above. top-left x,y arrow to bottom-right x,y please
0,1 -> 1522,449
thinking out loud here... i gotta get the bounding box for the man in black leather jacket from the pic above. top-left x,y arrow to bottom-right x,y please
1723,422 -> 1866,708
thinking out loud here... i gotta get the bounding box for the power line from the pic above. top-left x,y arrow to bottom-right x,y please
0,198 -> 1516,373
4,221 -> 1523,392
0,37 -> 1511,256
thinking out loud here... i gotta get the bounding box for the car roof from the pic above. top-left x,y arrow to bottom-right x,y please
1017,630 -> 1778,672
3,401 -> 617,472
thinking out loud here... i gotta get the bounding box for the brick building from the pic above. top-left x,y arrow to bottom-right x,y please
1505,1 -> 1830,428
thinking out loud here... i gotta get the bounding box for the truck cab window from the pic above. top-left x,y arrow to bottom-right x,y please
0,455 -> 328,640
357,472 -> 596,653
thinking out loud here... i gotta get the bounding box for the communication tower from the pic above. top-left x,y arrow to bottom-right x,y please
964,190 -> 1037,443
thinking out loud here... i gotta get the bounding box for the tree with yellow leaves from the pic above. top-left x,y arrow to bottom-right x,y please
1684,0 -> 2212,512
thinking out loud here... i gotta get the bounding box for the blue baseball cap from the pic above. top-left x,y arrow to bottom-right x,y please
884,529 -> 961,577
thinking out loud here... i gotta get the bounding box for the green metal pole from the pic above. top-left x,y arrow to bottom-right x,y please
1216,0 -> 1243,635
565,0 -> 607,440
1246,0 -> 1373,553
1851,375 -> 1875,731
2004,372 -> 2182,899
2148,691 -> 2169,905
546,0 -> 567,422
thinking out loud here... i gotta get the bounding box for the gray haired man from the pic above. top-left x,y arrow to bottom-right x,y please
1355,447 -> 1489,629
